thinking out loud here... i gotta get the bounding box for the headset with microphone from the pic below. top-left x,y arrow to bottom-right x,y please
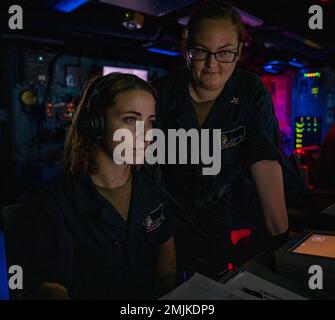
77,74 -> 123,138
76,73 -> 218,237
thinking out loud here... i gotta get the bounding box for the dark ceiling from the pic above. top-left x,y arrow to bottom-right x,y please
1,0 -> 334,72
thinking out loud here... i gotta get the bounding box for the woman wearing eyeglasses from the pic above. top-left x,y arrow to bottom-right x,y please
153,0 -> 289,276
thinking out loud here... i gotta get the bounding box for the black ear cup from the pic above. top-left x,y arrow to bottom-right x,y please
77,73 -> 140,138
76,78 -> 107,138
76,75 -> 125,138
77,112 -> 105,138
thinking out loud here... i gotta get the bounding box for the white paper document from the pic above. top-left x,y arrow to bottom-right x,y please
160,271 -> 307,300
160,273 -> 229,300
224,271 -> 308,300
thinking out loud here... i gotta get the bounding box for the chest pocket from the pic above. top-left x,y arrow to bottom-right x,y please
220,126 -> 246,168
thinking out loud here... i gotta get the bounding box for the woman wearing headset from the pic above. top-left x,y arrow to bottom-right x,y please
20,73 -> 177,299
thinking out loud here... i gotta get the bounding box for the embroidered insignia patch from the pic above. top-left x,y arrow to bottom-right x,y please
230,96 -> 240,105
143,204 -> 165,232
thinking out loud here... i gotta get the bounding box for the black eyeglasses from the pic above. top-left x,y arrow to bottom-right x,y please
188,45 -> 240,63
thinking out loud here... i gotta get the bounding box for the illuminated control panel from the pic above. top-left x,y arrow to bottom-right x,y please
45,101 -> 75,131
303,72 -> 321,78
294,116 -> 322,148
64,102 -> 75,126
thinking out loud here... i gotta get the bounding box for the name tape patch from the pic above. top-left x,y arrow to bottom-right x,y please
219,126 -> 245,149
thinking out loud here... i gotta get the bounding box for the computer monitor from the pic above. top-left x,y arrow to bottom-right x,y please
275,230 -> 335,294
292,233 -> 335,259
103,66 -> 148,81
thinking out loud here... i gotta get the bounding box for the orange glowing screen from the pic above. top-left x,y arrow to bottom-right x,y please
293,234 -> 335,259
